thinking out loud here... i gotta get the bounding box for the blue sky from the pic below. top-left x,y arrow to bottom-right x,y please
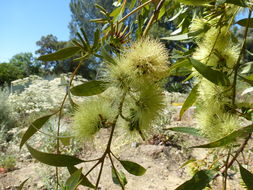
0,0 -> 71,62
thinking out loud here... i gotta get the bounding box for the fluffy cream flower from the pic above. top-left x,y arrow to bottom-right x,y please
105,38 -> 169,90
72,98 -> 115,139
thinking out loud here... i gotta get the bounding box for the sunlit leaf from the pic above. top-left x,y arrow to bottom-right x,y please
120,160 -> 146,176
189,58 -> 230,86
111,167 -> 127,187
175,170 -> 214,190
20,113 -> 55,149
166,59 -> 191,76
180,84 -> 198,120
70,80 -> 108,96
239,163 -> 253,190
166,127 -> 203,137
67,166 -> 95,188
65,168 -> 82,190
26,144 -> 84,167
180,159 -> 196,169
192,124 -> 253,148
38,47 -> 81,61
161,33 -> 191,41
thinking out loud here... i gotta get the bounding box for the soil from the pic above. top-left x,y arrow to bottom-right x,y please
0,108 -> 245,190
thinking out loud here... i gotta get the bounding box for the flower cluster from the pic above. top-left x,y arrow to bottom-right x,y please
73,38 -> 168,140
191,13 -> 240,141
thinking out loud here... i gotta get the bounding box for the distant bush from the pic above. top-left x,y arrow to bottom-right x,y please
0,63 -> 24,85
0,88 -> 16,131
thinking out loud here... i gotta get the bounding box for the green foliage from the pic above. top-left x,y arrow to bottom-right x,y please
64,168 -> 82,190
0,154 -> 16,171
67,166 -> 95,188
26,144 -> 84,167
0,63 -> 24,85
119,160 -> 146,176
20,113 -> 55,148
70,80 -> 108,96
179,84 -> 198,119
175,170 -> 215,190
192,124 -> 253,148
166,127 -> 203,137
38,47 -> 81,61
239,163 -> 253,190
0,88 -> 15,131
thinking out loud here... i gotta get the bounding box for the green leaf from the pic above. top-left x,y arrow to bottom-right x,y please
120,160 -> 146,176
38,46 -> 81,61
224,0 -> 247,7
192,124 -> 253,148
161,33 -> 191,41
20,113 -> 54,149
175,170 -> 214,190
239,75 -> 253,86
180,159 -> 196,169
17,178 -> 29,190
237,18 -> 253,28
239,163 -> 253,190
111,167 -> 128,187
110,7 -> 122,17
180,84 -> 198,120
241,62 -> 253,74
26,144 -> 83,167
189,58 -> 230,86
166,59 -> 191,76
65,168 -> 82,190
166,127 -> 203,137
67,166 -> 95,188
92,29 -> 100,50
70,80 -> 108,96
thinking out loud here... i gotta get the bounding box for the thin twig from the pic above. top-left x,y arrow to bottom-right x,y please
223,149 -> 231,190
143,0 -> 165,37
232,10 -> 252,106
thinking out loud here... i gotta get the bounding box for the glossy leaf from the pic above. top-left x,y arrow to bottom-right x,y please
166,127 -> 203,137
17,178 -> 29,190
67,166 -> 95,188
111,167 -> 127,187
166,59 -> 191,76
239,163 -> 253,190
237,18 -> 253,28
65,168 -> 82,190
192,124 -> 253,148
38,47 -> 81,61
120,160 -> 146,176
189,58 -> 229,86
239,75 -> 253,86
180,84 -> 198,120
175,170 -> 214,190
26,144 -> 83,167
70,80 -> 108,96
241,62 -> 253,74
20,113 -> 54,149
